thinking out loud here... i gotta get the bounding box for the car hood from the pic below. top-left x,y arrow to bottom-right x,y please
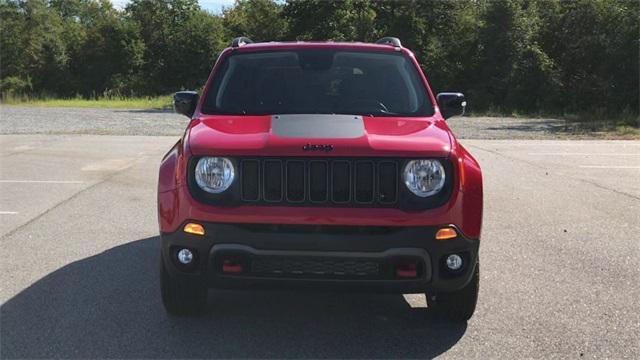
188,114 -> 452,157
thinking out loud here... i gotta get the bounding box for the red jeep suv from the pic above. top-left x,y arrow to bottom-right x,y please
158,37 -> 483,321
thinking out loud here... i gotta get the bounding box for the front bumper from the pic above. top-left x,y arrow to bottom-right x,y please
160,222 -> 479,293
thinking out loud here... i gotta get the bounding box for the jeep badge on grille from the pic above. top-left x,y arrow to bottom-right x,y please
303,144 -> 334,152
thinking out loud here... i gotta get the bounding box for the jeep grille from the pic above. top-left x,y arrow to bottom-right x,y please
239,158 -> 399,207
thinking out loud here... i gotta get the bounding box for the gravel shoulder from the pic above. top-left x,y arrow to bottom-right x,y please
0,106 -> 186,136
447,116 -> 638,140
1,105 -> 636,139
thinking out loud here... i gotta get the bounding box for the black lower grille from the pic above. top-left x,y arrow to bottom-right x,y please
240,158 -> 399,207
251,257 -> 381,279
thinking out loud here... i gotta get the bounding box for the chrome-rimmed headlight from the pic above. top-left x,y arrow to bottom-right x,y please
403,159 -> 446,197
195,157 -> 235,193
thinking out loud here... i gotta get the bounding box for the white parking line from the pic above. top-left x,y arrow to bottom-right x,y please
0,211 -> 18,215
529,153 -> 640,156
579,166 -> 640,169
0,180 -> 84,184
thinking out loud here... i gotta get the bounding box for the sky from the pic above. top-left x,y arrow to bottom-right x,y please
110,0 -> 236,14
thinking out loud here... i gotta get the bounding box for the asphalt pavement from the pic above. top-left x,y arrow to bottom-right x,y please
0,107 -> 639,359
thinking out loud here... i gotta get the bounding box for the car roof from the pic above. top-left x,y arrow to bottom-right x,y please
230,41 -> 404,54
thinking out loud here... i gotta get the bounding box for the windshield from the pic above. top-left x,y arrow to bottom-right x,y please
202,49 -> 434,117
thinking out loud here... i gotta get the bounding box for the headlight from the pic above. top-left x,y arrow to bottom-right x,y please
195,157 -> 235,193
403,159 -> 446,197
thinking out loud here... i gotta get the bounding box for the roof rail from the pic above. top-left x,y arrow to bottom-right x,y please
230,37 -> 254,48
375,37 -> 402,47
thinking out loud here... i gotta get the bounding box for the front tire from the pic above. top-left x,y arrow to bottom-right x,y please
427,263 -> 479,322
160,256 -> 207,316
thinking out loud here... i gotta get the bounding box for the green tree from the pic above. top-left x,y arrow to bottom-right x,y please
50,0 -> 145,96
371,0 -> 481,93
539,0 -> 639,117
0,0 -> 30,94
127,0 -> 225,94
223,0 -> 288,41
0,0 -> 637,120
0,0 -> 67,96
172,9 -> 227,90
283,0 -> 376,41
471,0 -> 559,113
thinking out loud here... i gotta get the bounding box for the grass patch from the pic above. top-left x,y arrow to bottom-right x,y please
613,125 -> 640,137
0,95 -> 173,110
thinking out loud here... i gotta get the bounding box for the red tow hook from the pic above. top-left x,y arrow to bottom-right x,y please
222,260 -> 244,274
395,262 -> 418,278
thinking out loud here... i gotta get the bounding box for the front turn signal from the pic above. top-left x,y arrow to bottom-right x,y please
183,222 -> 205,236
435,227 -> 458,240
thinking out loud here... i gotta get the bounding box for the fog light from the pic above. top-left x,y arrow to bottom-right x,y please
177,248 -> 194,264
446,254 -> 463,271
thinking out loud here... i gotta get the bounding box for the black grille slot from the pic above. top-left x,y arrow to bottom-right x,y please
239,158 -> 402,207
286,161 -> 305,202
331,161 -> 351,203
378,161 -> 398,204
355,161 -> 375,203
309,161 -> 328,202
263,160 -> 283,202
241,160 -> 260,201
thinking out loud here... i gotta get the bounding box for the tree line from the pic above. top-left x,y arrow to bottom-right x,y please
1,0 -> 638,119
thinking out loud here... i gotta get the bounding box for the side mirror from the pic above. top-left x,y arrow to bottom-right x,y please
173,91 -> 199,118
436,92 -> 466,120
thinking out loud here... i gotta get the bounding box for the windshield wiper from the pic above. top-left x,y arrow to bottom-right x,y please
362,109 -> 401,117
